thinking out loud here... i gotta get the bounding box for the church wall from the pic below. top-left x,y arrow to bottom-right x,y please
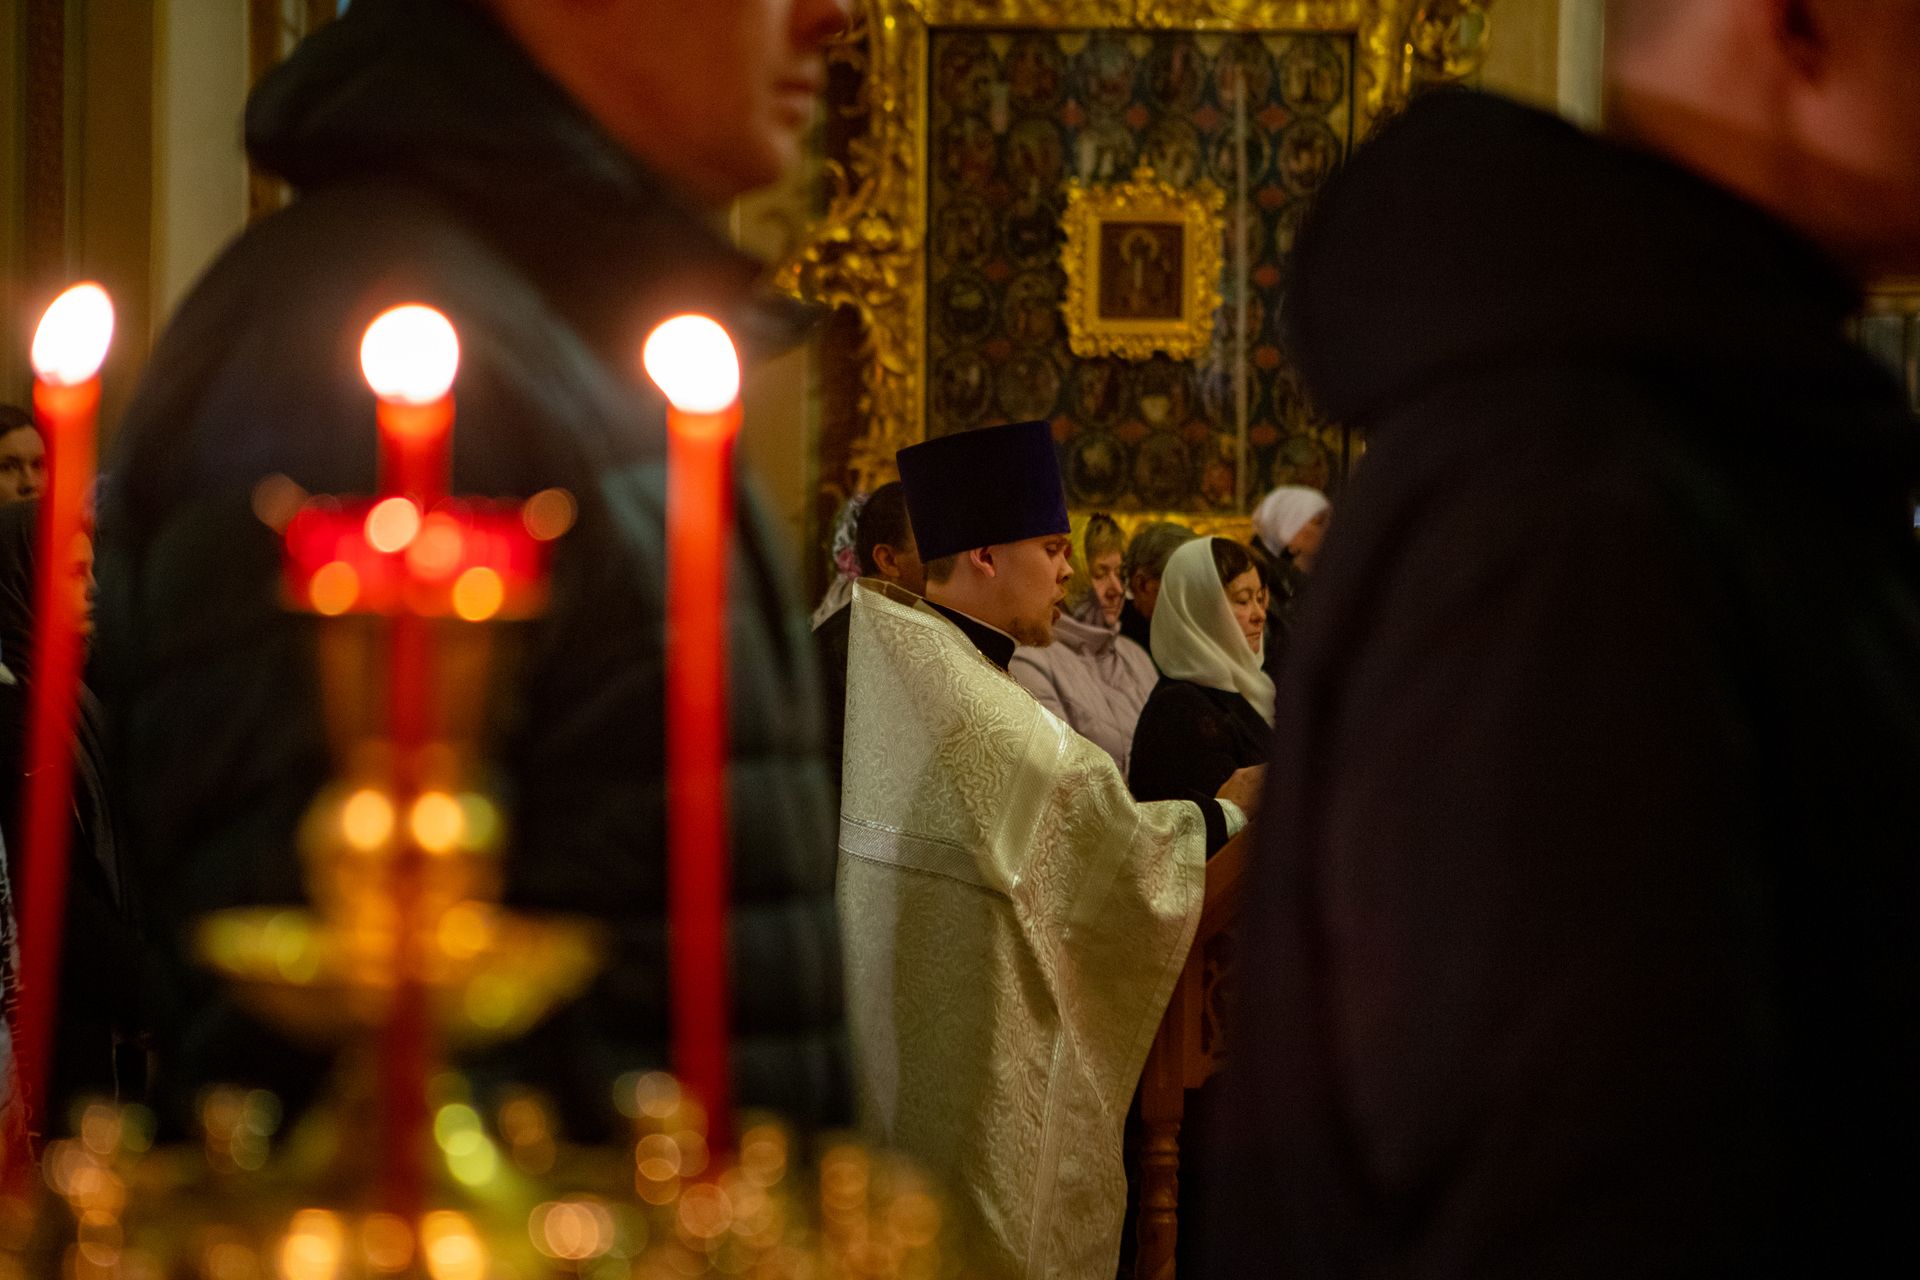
151,0 -> 249,324
2,1 -> 27,403
1481,0 -> 1560,112
71,0 -> 157,437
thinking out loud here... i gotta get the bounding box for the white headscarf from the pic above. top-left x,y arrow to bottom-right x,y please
1252,486 -> 1329,557
1150,538 -> 1276,725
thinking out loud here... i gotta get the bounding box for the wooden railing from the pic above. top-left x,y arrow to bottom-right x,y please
1134,830 -> 1248,1280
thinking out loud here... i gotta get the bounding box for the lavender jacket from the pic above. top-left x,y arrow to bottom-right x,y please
1011,609 -> 1160,776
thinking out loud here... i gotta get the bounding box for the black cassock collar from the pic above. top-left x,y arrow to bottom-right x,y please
930,601 -> 1017,672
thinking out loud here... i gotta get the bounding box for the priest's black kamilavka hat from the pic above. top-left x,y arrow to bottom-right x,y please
895,420 -> 1071,562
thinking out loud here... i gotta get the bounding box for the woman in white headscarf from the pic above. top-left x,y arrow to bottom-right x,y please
1128,537 -> 1275,853
1249,484 -> 1330,680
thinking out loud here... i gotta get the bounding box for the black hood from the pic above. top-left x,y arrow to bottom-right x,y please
1285,91 -> 1864,429
245,0 -> 812,358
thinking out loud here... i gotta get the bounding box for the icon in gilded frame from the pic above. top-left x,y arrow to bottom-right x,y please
1062,165 -> 1226,364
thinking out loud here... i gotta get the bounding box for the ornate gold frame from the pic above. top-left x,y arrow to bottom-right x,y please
1061,166 -> 1226,362
777,0 -> 1494,497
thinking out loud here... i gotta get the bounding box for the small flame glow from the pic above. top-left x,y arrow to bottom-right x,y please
642,314 -> 741,415
360,305 -> 460,404
31,284 -> 115,387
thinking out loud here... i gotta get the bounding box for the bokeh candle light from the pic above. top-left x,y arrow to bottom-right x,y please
643,314 -> 743,1158
9,284 -> 114,1174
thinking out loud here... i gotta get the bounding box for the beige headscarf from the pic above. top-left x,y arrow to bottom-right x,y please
1150,538 -> 1276,725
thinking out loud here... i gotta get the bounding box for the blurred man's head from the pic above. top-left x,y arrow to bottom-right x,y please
855,481 -> 925,597
1606,0 -> 1920,278
485,0 -> 852,205
1122,521 -> 1197,620
0,407 -> 46,505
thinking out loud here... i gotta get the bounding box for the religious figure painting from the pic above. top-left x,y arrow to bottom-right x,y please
1062,165 -> 1225,363
1099,222 -> 1186,322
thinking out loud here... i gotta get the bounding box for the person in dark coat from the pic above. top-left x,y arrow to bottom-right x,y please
1211,4 -> 1920,1274
0,502 -> 148,1124
1129,537 -> 1273,854
97,0 -> 853,1139
812,480 -> 922,796
1116,520 -> 1196,661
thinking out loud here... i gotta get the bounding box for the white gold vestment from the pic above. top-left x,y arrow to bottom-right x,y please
838,581 -> 1207,1280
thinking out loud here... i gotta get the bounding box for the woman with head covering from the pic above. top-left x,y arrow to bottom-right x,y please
1249,484 -> 1330,679
1129,536 -> 1275,852
1011,512 -> 1159,774
0,500 -> 148,1122
809,489 -> 870,629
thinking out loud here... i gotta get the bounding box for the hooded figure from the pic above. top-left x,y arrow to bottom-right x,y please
96,0 -> 846,1138
1214,89 -> 1920,1277
0,501 -> 145,1124
1129,537 -> 1275,852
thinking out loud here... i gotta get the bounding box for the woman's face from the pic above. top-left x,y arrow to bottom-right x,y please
70,532 -> 97,640
1224,568 -> 1264,655
1288,509 -> 1331,573
1088,550 -> 1125,624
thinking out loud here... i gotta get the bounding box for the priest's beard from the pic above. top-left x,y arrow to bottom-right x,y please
1008,609 -> 1055,647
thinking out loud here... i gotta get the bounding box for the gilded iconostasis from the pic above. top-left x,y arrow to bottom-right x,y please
923,29 -> 1353,512
783,1 -> 1499,553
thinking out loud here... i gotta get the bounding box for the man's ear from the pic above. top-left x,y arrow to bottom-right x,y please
1771,0 -> 1829,82
871,543 -> 899,579
969,545 -> 997,579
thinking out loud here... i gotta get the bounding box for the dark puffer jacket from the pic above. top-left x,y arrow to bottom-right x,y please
97,0 -> 847,1138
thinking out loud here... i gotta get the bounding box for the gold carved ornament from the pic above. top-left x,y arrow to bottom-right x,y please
1060,166 -> 1227,363
774,0 -> 1495,496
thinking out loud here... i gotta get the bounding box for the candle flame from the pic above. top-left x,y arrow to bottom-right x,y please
360,304 -> 460,405
642,314 -> 741,416
31,283 -> 116,387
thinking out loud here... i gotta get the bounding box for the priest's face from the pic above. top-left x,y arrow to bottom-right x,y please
995,533 -> 1074,647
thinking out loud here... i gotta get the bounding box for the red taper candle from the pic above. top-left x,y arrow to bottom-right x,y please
643,314 -> 742,1158
361,305 -> 457,502
6,283 -> 113,1177
358,303 -> 460,1217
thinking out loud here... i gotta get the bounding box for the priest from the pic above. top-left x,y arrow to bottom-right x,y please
837,420 -> 1264,1280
